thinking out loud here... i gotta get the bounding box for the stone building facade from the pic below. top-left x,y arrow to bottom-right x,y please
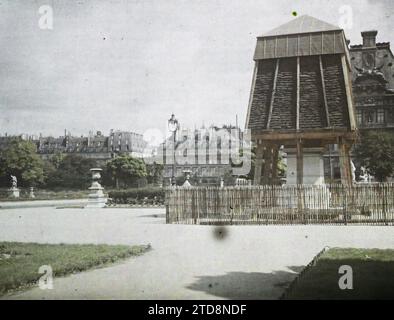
27,130 -> 147,164
160,125 -> 243,186
323,30 -> 394,181
350,31 -> 394,130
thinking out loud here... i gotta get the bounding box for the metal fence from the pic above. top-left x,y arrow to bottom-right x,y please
165,184 -> 394,225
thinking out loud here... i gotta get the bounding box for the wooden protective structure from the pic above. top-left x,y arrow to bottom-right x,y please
165,184 -> 394,225
245,15 -> 357,185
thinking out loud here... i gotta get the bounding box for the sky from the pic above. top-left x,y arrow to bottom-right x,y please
0,0 -> 393,138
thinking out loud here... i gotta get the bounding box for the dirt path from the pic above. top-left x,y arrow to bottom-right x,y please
1,207 -> 393,299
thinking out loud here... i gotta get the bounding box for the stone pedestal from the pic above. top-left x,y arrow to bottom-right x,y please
8,187 -> 20,198
86,168 -> 107,208
285,147 -> 325,185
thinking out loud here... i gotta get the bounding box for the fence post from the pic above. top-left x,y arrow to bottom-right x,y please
165,188 -> 170,224
383,184 -> 388,226
165,204 -> 169,224
192,189 -> 197,224
343,185 -> 348,225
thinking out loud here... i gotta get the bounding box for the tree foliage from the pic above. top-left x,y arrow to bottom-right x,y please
45,154 -> 96,189
0,139 -> 45,187
106,155 -> 147,188
353,131 -> 394,182
145,162 -> 163,185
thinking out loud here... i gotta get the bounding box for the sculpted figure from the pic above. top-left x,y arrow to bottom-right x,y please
10,175 -> 17,188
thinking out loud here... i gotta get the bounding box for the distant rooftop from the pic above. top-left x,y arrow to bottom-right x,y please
261,15 -> 341,37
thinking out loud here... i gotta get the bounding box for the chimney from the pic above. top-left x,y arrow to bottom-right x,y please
361,30 -> 377,48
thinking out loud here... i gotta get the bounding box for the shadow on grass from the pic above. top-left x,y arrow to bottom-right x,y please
187,248 -> 394,300
186,267 -> 301,299
284,258 -> 394,300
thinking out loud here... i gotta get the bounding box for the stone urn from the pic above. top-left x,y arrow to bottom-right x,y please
86,168 -> 107,208
29,187 -> 35,198
182,169 -> 192,187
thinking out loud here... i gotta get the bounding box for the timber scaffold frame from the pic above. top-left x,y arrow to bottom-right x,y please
245,16 -> 358,185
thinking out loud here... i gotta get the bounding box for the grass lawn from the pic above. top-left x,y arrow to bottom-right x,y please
0,242 -> 150,296
284,248 -> 394,300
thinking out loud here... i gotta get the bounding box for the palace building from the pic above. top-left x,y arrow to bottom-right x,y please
350,30 -> 394,130
323,30 -> 394,181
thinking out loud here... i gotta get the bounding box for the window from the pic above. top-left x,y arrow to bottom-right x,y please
356,110 -> 362,125
366,111 -> 376,124
377,109 -> 385,123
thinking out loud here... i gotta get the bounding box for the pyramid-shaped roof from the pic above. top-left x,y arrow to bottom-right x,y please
262,15 -> 341,37
254,15 -> 348,60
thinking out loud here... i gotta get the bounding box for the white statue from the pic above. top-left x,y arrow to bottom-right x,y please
351,161 -> 356,182
9,175 -> 20,198
10,175 -> 17,189
359,166 -> 369,183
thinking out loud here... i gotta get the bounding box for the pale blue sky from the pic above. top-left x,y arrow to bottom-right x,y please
0,0 -> 392,137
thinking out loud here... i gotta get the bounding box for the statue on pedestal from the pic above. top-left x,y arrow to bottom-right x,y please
29,187 -> 35,198
182,170 -> 192,188
9,175 -> 20,198
86,168 -> 107,208
359,166 -> 370,183
11,175 -> 17,188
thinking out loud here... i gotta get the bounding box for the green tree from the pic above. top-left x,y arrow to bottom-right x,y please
46,154 -> 96,189
49,151 -> 65,169
106,155 -> 147,188
354,131 -> 394,182
0,138 -> 45,187
145,161 -> 164,185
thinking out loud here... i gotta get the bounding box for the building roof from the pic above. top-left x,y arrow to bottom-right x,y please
261,15 -> 341,37
247,16 -> 355,133
254,15 -> 348,60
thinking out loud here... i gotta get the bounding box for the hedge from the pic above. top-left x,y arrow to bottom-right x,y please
107,188 -> 165,205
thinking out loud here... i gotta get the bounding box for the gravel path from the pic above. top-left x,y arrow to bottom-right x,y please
1,206 -> 393,299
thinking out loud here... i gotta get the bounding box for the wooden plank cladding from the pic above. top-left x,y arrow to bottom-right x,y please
269,57 -> 297,129
248,59 -> 276,130
322,55 -> 350,127
254,31 -> 346,60
247,54 -> 351,131
166,184 -> 394,226
299,56 -> 325,129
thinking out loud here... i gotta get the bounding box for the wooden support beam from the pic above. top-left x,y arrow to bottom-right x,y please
319,55 -> 331,127
252,129 -> 356,142
296,56 -> 300,130
271,145 -> 279,184
341,54 -> 357,131
245,61 -> 258,129
338,137 -> 352,185
253,143 -> 264,185
262,144 -> 273,185
296,139 -> 303,185
266,59 -> 280,129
